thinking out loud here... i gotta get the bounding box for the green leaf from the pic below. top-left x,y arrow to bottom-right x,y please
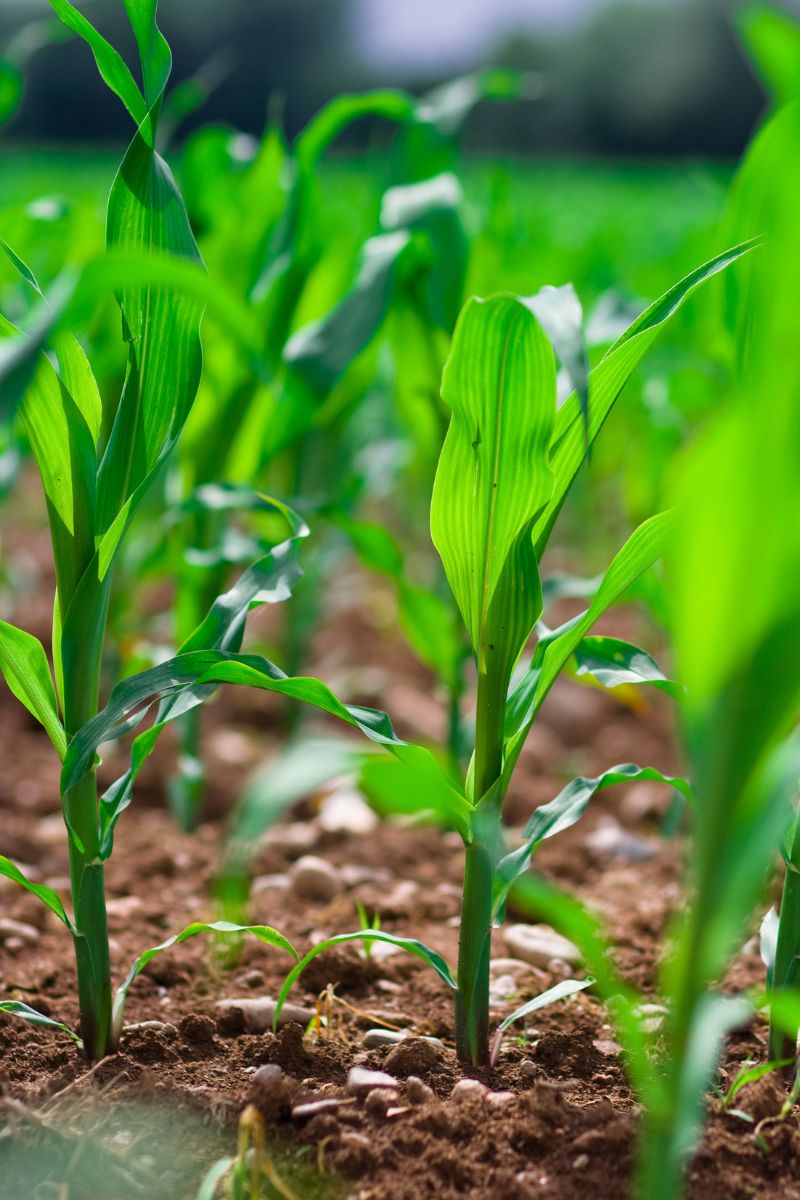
0,856 -> 73,930
196,1159 -> 236,1200
62,646 -> 401,857
273,930 -> 456,1031
531,241 -> 759,559
417,67 -> 530,135
0,1000 -> 80,1044
573,635 -> 682,699
0,236 -> 44,296
47,0 -> 147,125
0,620 -> 66,757
493,764 -> 690,916
669,994 -> 752,1165
112,921 -> 297,1038
120,0 -> 171,109
431,295 -> 556,690
96,121 -> 205,541
504,511 -> 673,784
490,977 -> 594,1066
282,230 -> 413,398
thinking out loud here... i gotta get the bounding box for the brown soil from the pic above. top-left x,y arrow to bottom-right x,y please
1,515 -> 797,1200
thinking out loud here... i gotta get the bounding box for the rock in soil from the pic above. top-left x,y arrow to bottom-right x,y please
405,1076 -> 435,1105
288,854 -> 342,901
451,1078 -> 488,1102
347,1067 -> 399,1094
214,996 -> 315,1034
504,923 -> 582,968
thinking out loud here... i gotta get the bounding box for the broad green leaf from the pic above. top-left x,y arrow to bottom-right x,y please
273,929 -> 457,1030
0,855 -> 72,929
504,511 -> 673,785
96,123 -> 204,536
573,635 -> 682,699
490,977 -> 594,1065
493,764 -> 690,916
0,620 -> 66,758
431,295 -> 556,689
0,1000 -> 80,1044
531,241 -> 758,559
53,334 -> 102,447
47,0 -> 147,125
112,921 -> 297,1037
18,334 -> 97,611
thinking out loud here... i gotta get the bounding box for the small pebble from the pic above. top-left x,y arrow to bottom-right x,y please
318,789 -> 378,835
124,1020 -> 177,1036
0,918 -> 40,944
347,1067 -> 399,1095
573,1154 -> 589,1169
519,1061 -> 540,1084
289,855 -> 342,902
406,1076 -> 435,1105
253,1064 -> 284,1086
450,1079 -> 488,1103
215,996 -> 315,1034
487,1090 -> 515,1108
362,1028 -> 408,1049
252,874 -> 290,894
504,924 -> 581,968
584,821 -> 655,863
364,1087 -> 399,1117
266,821 -> 318,854
292,1099 -> 346,1121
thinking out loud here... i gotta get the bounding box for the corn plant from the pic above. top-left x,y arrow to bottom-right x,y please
272,242 -> 750,1068
0,0 -> 309,1061
631,100 -> 800,1199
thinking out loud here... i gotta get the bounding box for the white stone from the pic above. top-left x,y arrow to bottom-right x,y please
347,1066 -> 399,1094
318,788 -> 378,835
215,996 -> 315,1032
504,924 -> 581,968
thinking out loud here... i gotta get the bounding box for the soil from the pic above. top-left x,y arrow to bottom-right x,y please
1,506 -> 797,1200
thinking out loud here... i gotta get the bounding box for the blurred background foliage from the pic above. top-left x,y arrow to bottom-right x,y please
0,0 -> 783,155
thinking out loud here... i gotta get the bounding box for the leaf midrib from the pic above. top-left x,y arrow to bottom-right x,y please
477,310 -> 515,658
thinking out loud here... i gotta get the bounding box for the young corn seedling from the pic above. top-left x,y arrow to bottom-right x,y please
273,240 -> 751,1069
0,0 -> 303,1060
